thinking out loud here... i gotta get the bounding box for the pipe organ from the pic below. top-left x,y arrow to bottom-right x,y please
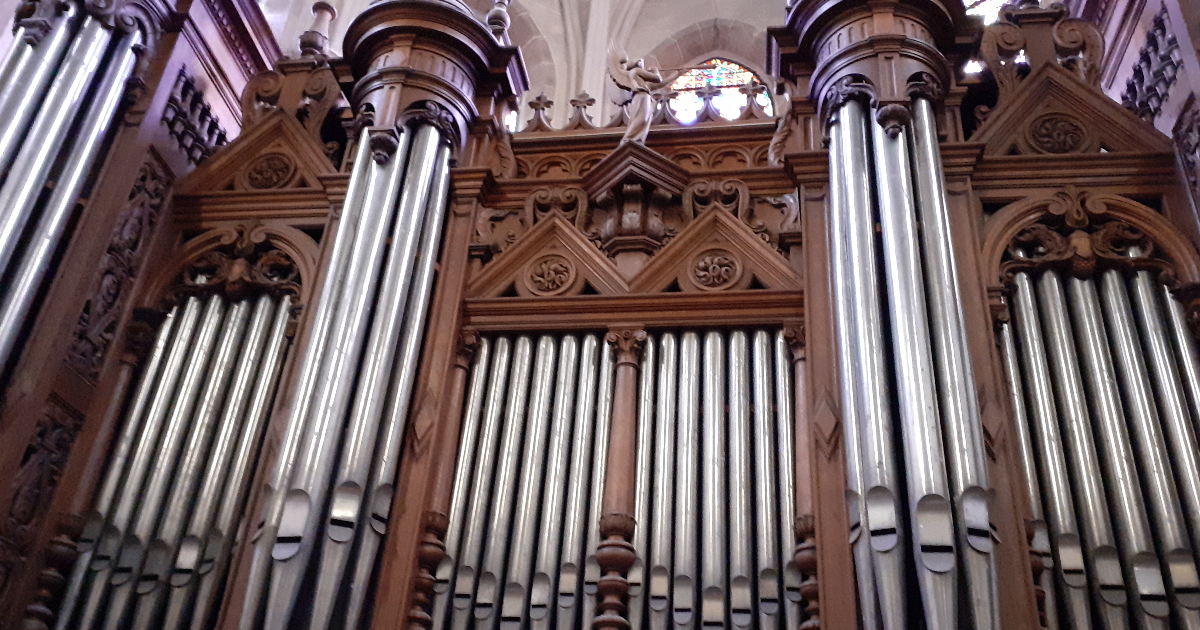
434,329 -> 800,630
6,0 -> 1200,628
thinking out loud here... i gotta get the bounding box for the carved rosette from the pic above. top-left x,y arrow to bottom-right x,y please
241,152 -> 297,189
690,249 -> 742,291
1021,112 -> 1090,154
524,254 -> 577,296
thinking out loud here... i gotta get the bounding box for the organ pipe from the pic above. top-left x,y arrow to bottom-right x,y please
627,335 -> 656,630
772,330 -> 802,627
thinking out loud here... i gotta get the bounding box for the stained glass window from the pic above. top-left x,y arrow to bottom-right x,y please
966,0 -> 1006,25
668,58 -> 774,123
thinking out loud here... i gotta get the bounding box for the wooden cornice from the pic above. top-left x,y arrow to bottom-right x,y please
509,120 -> 777,154
462,290 -> 803,331
969,152 -> 1179,192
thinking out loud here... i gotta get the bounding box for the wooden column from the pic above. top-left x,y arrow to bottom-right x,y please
593,326 -> 646,630
405,330 -> 480,629
784,321 -> 820,628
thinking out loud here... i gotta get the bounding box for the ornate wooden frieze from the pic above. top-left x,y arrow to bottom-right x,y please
170,223 -> 302,303
162,67 -> 229,165
64,157 -> 171,382
1121,7 -> 1181,123
0,397 -> 83,606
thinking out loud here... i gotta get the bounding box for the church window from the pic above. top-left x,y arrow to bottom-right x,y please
668,58 -> 774,123
966,0 -> 1006,24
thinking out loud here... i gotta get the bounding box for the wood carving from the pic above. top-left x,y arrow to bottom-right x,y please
162,67 -> 228,164
64,157 -> 171,382
168,222 -> 303,303
1177,98 -> 1200,209
795,515 -> 819,629
0,398 -> 83,606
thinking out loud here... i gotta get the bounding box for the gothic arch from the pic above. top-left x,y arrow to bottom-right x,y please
139,221 -> 321,308
980,188 -> 1200,288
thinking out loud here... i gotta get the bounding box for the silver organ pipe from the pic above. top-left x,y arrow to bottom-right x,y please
60,291 -> 293,630
772,331 -> 802,627
827,102 -> 881,630
438,329 -> 798,630
580,336 -> 616,628
1002,254 -> 1200,629
627,335 -> 656,630
0,5 -> 76,176
871,104 -> 956,630
910,96 -> 999,630
1099,269 -> 1197,627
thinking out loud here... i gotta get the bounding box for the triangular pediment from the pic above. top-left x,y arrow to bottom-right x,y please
467,215 -> 629,298
177,109 -> 338,195
630,208 -> 801,293
972,62 -> 1173,156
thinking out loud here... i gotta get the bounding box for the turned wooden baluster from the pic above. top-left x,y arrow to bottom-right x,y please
593,327 -> 646,630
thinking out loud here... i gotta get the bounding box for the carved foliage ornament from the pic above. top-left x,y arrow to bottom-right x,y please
66,158 -> 170,381
1026,113 -> 1086,153
401,101 -> 458,147
244,153 -> 297,189
691,249 -> 742,290
999,187 -> 1176,285
821,74 -> 875,124
173,223 -> 302,303
524,254 -> 577,296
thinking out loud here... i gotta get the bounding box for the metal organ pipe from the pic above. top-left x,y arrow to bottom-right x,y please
0,14 -> 111,279
0,27 -> 143,371
1037,270 -> 1128,629
997,322 -> 1060,630
436,329 -> 798,630
871,106 -> 957,630
773,330 -> 802,627
1131,276 -> 1200,617
0,4 -> 76,178
240,129 -> 376,629
581,339 -> 616,628
1009,268 -> 1095,630
343,141 -> 453,630
751,330 -> 782,630
627,336 -> 656,630
57,306 -> 179,630
263,123 -> 413,630
827,103 -> 881,630
188,295 -> 293,630
909,97 -> 999,630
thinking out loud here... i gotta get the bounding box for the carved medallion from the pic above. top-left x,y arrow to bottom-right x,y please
244,153 -> 296,189
524,254 -> 576,296
1027,113 -> 1086,154
690,249 -> 742,290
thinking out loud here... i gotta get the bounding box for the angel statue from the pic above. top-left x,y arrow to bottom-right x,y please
608,46 -> 683,145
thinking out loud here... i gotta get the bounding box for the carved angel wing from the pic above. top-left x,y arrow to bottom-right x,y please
607,44 -> 633,91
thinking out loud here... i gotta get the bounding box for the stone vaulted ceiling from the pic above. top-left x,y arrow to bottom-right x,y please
260,0 -> 787,125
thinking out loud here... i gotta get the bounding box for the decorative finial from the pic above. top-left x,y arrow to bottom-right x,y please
299,2 -> 336,57
486,0 -> 511,44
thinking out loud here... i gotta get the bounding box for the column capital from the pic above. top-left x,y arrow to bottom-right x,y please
605,327 -> 647,367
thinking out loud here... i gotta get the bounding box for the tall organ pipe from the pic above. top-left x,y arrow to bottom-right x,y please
190,295 -> 291,630
530,336 -> 580,628
129,299 -> 251,630
342,140 -> 453,630
0,6 -> 76,178
672,332 -> 700,629
74,297 -> 204,630
1134,280 -> 1200,611
0,27 -> 142,371
1069,275 -> 1166,628
452,337 -> 513,630
1099,270 -> 1200,626
870,108 -> 956,630
1037,270 -> 1127,630
773,330 -> 802,626
475,335 -> 536,628
751,330 -> 781,630
104,295 -> 227,630
997,322 -> 1060,630
700,331 -> 728,628
581,343 -> 616,628
555,335 -> 601,630
433,337 -> 492,630
306,123 -> 442,630
843,98 -> 907,630
263,126 -> 412,630
240,130 -> 375,629
0,15 -> 111,279
627,336 -> 656,630
56,307 -> 179,630
648,333 -> 677,629
910,96 -> 999,630
1164,291 -> 1200,439
1010,268 -> 1093,629
500,336 -> 559,629
727,331 -> 755,628
827,104 -> 880,630
159,295 -> 279,629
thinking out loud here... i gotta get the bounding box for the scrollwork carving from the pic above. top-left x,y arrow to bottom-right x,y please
820,74 -> 875,123
172,223 -> 302,303
525,186 -> 588,228
906,71 -> 944,103
682,179 -> 749,220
